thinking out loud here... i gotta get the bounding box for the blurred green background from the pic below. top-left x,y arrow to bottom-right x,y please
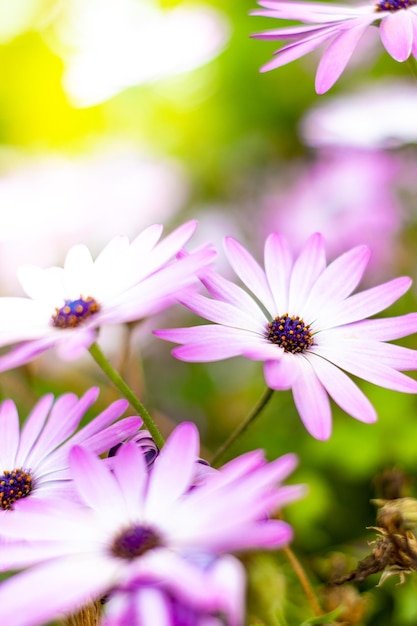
2,1 -> 417,625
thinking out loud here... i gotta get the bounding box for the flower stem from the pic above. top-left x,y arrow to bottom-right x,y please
283,546 -> 322,618
210,387 -> 274,467
89,342 -> 165,449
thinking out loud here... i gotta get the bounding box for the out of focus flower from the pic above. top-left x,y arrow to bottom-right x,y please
0,146 -> 188,292
300,80 -> 417,148
47,0 -> 230,107
101,557 -> 245,626
0,387 -> 141,512
0,423 -> 303,625
0,221 -> 215,370
156,233 -> 417,440
259,149 -> 402,278
251,0 -> 417,93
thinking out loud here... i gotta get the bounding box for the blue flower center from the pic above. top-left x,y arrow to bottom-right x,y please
52,296 -> 100,329
0,468 -> 33,510
266,314 -> 313,354
375,0 -> 416,11
110,525 -> 163,560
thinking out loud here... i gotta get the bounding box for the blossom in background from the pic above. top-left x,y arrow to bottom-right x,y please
0,422 -> 303,626
156,233 -> 417,440
300,80 -> 417,149
47,0 -> 230,107
259,148 -> 402,279
101,557 -> 245,626
251,0 -> 417,93
0,221 -> 215,370
0,386 -> 141,512
0,146 -> 189,293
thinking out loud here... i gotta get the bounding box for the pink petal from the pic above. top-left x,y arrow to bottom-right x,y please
260,28 -> 338,72
307,353 -> 377,423
345,313 -> 417,341
291,358 -> 332,440
304,245 -> 370,320
0,554 -> 117,626
254,1 -> 362,20
69,446 -> 126,518
201,270 -> 267,319
315,22 -> 372,93
224,237 -> 276,314
313,345 -> 417,393
145,422 -> 199,520
17,265 -> 65,303
63,244 -> 94,297
136,587 -> 171,626
288,233 -> 326,315
264,355 -> 297,389
380,11 -> 413,61
317,276 -> 412,329
112,441 -> 148,517
264,233 -> 292,313
178,291 -> 265,332
17,394 -> 55,464
0,335 -> 60,373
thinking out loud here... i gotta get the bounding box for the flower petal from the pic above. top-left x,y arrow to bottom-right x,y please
288,233 -> 326,315
315,22 -> 371,93
380,11 -> 413,61
291,357 -> 332,440
0,400 -> 20,468
264,232 -> 292,313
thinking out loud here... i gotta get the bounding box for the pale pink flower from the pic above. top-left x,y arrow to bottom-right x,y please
251,0 -> 417,93
0,221 -> 215,370
0,423 -> 303,626
155,233 -> 417,440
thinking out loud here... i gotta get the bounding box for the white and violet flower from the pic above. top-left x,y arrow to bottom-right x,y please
155,233 -> 417,440
0,221 -> 215,370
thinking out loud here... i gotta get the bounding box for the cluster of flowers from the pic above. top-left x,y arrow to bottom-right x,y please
0,219 -> 416,625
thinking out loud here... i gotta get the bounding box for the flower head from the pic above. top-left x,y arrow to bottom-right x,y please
0,221 -> 215,371
251,0 -> 417,93
155,233 -> 417,440
0,422 -> 303,626
0,387 -> 142,512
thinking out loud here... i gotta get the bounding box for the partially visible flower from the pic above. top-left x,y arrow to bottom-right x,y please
259,148 -> 402,279
300,80 -> 417,149
102,556 -> 245,626
0,221 -> 215,371
0,387 -> 141,512
251,0 -> 417,93
155,233 -> 417,440
109,429 -> 217,484
0,422 -> 303,626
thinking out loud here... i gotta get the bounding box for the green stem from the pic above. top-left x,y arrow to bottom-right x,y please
210,387 -> 274,467
89,342 -> 164,449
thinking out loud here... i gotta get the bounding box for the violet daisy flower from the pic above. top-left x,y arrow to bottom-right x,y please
251,0 -> 417,93
0,386 -> 142,512
0,423 -> 303,626
155,233 -> 417,440
0,220 -> 215,371
101,556 -> 245,626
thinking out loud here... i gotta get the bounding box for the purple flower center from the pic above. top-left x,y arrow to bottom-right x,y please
266,314 -> 313,354
52,296 -> 100,329
375,0 -> 416,11
0,468 -> 33,510
110,524 -> 163,560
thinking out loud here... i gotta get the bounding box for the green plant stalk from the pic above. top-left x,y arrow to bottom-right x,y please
210,387 -> 274,467
89,342 -> 164,449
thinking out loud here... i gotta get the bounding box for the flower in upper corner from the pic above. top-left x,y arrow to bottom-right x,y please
0,422 -> 303,626
251,0 -> 417,93
155,233 -> 417,440
0,221 -> 215,371
0,386 -> 142,513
